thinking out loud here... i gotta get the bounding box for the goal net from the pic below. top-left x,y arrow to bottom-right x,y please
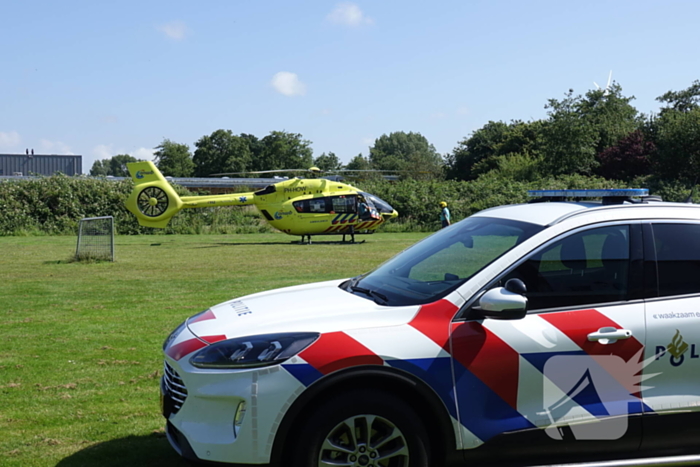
75,216 -> 115,261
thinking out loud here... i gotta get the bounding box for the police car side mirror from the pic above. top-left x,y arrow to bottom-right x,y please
477,279 -> 528,320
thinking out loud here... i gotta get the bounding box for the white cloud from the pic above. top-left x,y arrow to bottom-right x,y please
0,131 -> 21,149
92,144 -> 154,161
131,147 -> 155,160
93,144 -> 114,160
326,3 -> 373,27
40,139 -> 74,155
271,72 -> 306,97
361,137 -> 375,146
158,21 -> 188,40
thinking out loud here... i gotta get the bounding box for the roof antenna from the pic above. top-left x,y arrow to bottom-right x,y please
685,177 -> 698,203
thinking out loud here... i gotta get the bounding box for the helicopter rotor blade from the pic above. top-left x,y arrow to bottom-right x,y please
211,167 -> 324,177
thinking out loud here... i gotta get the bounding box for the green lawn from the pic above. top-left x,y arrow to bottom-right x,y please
0,232 -> 428,467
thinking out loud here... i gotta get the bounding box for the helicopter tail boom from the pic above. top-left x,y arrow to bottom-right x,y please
125,161 -> 257,229
179,193 -> 255,209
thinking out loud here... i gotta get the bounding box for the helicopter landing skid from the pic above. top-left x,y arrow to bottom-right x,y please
297,234 -> 365,245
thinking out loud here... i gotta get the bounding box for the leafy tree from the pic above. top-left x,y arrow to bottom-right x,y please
447,121 -> 510,180
154,139 -> 194,177
596,130 -> 654,181
657,80 -> 700,113
345,154 -> 371,171
313,152 -> 343,172
89,154 -> 138,177
193,130 -> 252,177
647,82 -> 700,182
257,131 -> 313,171
578,84 -> 641,154
498,120 -> 546,158
653,107 -> 700,182
487,153 -> 544,182
110,155 -> 139,177
89,159 -> 110,176
369,131 -> 444,180
447,120 -> 545,181
541,90 -> 598,176
240,134 -> 265,172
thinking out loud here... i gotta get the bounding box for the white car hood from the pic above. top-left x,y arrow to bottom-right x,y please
185,279 -> 421,342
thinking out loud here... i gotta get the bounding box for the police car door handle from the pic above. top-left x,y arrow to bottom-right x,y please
587,326 -> 632,345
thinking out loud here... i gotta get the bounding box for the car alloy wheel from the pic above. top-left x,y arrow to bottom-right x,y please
319,413 -> 409,466
290,388 -> 430,467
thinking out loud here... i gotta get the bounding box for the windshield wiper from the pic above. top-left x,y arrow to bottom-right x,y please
350,285 -> 389,305
342,275 -> 361,292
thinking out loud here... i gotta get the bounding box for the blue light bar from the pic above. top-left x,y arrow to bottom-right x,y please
528,189 -> 649,198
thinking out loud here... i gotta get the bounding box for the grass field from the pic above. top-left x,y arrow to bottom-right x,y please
0,232 -> 429,467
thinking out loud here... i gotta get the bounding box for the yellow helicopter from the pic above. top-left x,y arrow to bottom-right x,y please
124,161 -> 399,243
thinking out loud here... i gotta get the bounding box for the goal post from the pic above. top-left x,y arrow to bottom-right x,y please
75,216 -> 115,261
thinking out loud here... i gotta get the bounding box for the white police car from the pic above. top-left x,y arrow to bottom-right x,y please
161,189 -> 700,466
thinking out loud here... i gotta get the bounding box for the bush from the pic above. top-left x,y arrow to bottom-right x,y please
0,173 -> 659,237
0,176 -> 271,236
359,173 -> 624,232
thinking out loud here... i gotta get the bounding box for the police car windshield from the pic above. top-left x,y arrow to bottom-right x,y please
352,217 -> 543,306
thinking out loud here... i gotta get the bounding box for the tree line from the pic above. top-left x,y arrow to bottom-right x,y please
91,80 -> 700,190
447,80 -> 700,186
90,129 -> 445,180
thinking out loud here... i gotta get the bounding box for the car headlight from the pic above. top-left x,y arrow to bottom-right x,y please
189,332 -> 319,369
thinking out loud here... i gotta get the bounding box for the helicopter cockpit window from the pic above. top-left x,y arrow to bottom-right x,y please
360,192 -> 394,214
331,196 -> 355,213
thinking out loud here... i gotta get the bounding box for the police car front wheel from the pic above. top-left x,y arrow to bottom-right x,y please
291,389 -> 431,467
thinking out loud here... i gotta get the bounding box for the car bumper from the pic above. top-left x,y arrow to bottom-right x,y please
161,356 -> 306,465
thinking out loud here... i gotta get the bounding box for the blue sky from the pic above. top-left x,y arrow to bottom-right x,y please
2,0 -> 698,173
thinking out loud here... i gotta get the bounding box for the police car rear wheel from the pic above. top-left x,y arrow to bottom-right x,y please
292,389 -> 430,467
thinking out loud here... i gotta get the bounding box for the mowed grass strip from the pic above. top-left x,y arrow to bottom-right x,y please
0,232 -> 428,467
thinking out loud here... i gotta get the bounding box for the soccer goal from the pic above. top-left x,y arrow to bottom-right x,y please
75,216 -> 115,261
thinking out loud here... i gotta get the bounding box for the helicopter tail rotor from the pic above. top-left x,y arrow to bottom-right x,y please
125,161 -> 184,228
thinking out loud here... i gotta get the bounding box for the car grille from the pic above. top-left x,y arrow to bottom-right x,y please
163,361 -> 188,413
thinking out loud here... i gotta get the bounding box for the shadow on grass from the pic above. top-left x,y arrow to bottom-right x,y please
195,240 -> 367,247
55,432 -> 190,467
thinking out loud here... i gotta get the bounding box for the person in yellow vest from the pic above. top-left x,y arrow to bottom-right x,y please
439,201 -> 451,228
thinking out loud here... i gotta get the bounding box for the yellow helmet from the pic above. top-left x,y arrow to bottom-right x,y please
440,201 -> 447,207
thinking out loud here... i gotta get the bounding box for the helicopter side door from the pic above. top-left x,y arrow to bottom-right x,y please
291,195 -> 359,235
291,197 -> 330,234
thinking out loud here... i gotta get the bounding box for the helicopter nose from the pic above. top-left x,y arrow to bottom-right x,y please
383,210 -> 399,219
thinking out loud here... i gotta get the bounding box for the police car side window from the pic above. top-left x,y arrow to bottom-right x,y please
651,223 -> 700,297
504,225 -> 630,311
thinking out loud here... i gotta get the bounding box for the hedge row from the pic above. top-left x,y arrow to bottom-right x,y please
0,175 -> 269,236
0,174 -> 694,236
